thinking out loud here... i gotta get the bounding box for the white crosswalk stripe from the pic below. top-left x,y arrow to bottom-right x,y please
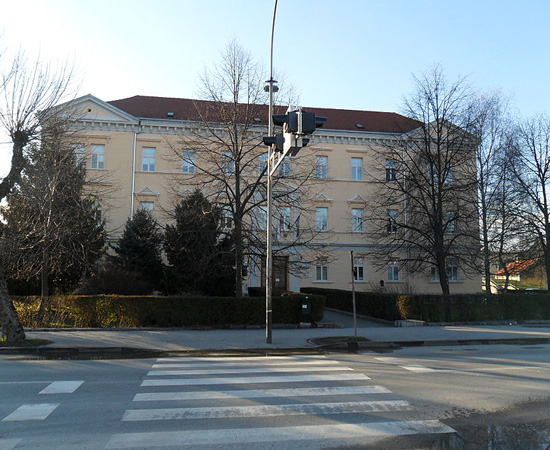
2,403 -> 59,422
106,355 -> 455,449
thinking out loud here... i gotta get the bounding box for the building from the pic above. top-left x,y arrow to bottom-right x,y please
67,94 -> 482,295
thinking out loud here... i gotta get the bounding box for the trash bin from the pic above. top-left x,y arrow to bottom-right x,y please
301,297 -> 312,324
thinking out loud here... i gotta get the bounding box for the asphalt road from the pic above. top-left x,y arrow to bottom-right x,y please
1,344 -> 549,449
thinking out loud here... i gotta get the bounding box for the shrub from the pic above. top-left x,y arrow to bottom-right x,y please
11,294 -> 325,328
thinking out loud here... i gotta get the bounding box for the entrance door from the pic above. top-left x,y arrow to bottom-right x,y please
261,256 -> 288,293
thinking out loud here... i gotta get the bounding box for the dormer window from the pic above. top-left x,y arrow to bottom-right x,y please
167,112 -> 175,118
355,123 -> 364,129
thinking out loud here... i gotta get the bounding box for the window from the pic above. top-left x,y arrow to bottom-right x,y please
351,157 -> 363,180
279,157 -> 291,177
353,262 -> 364,281
316,156 -> 328,179
387,210 -> 398,233
388,264 -> 399,282
91,144 -> 105,169
351,208 -> 363,232
139,201 -> 154,212
315,262 -> 328,281
444,164 -> 454,184
142,147 -> 156,172
431,261 -> 459,282
257,206 -> 267,231
427,162 -> 438,184
446,211 -> 457,233
92,201 -> 102,223
386,160 -> 397,181
222,152 -> 235,175
73,145 -> 86,164
315,207 -> 328,231
258,153 -> 267,176
182,150 -> 196,174
279,207 -> 291,232
222,206 -> 233,229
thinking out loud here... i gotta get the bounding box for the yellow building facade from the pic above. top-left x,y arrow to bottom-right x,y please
68,94 -> 482,295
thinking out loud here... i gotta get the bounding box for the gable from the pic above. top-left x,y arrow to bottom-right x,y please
63,94 -> 137,123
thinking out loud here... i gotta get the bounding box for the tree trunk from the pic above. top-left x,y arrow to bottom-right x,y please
37,255 -> 50,325
0,270 -> 26,342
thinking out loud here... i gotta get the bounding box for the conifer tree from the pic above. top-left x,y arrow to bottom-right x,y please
164,190 -> 235,295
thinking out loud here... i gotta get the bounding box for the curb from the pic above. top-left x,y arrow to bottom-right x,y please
3,336 -> 550,359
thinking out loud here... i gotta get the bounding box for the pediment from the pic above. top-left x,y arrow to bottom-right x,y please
348,194 -> 367,204
313,192 -> 332,202
137,187 -> 159,196
60,94 -> 136,123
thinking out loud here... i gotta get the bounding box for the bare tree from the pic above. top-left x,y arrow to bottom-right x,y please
471,92 -> 514,293
509,114 -> 550,289
368,66 -> 480,319
167,41 -> 322,297
1,116 -> 105,320
0,51 -> 75,341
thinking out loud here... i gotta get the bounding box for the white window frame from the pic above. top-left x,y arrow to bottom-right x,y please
316,156 -> 328,179
353,261 -> 365,282
73,145 -> 86,165
258,153 -> 267,176
351,208 -> 363,232
142,147 -> 156,172
446,211 -> 457,233
222,152 -> 235,175
139,201 -> 154,212
315,207 -> 329,231
182,150 -> 196,174
351,157 -> 363,181
315,262 -> 328,281
279,156 -> 291,177
91,144 -> 105,170
388,264 -> 399,282
279,207 -> 291,232
386,160 -> 397,181
387,209 -> 398,233
222,206 -> 233,229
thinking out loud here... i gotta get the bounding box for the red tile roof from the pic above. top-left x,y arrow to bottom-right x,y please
496,259 -> 538,276
108,95 -> 422,134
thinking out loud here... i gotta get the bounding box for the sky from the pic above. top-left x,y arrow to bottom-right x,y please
1,0 -> 550,176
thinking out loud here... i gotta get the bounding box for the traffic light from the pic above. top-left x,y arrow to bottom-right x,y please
270,108 -> 327,156
262,133 -> 284,153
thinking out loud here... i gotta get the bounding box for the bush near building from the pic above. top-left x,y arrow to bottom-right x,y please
301,287 -> 550,322
12,294 -> 324,328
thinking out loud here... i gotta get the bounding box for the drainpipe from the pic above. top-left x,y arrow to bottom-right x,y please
130,120 -> 141,216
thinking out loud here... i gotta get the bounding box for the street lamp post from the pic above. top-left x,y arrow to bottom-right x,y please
265,0 -> 278,344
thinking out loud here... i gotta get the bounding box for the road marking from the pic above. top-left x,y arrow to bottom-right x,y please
133,385 -> 392,402
152,360 -> 342,368
375,357 -> 437,373
142,373 -> 370,387
399,365 -> 438,373
156,355 -> 327,363
123,400 -> 412,421
147,366 -> 352,376
39,381 -> 84,394
0,439 -> 22,450
2,403 -> 59,422
105,420 -> 455,448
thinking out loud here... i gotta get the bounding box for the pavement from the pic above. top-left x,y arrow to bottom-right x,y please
4,309 -> 550,357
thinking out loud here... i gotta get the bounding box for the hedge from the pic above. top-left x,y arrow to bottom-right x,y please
11,294 -> 325,328
300,287 -> 550,322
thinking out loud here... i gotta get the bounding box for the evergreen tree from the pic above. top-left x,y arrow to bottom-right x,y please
111,209 -> 164,291
1,120 -> 105,305
164,190 -> 235,295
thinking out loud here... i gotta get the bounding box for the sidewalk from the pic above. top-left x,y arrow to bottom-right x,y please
12,309 -> 550,356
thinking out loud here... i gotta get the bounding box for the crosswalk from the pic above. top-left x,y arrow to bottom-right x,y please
106,355 -> 455,449
0,356 -> 455,449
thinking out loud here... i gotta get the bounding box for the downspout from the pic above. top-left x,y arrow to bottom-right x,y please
130,120 -> 141,216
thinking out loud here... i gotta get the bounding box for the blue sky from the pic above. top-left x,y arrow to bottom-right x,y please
1,0 -> 549,175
